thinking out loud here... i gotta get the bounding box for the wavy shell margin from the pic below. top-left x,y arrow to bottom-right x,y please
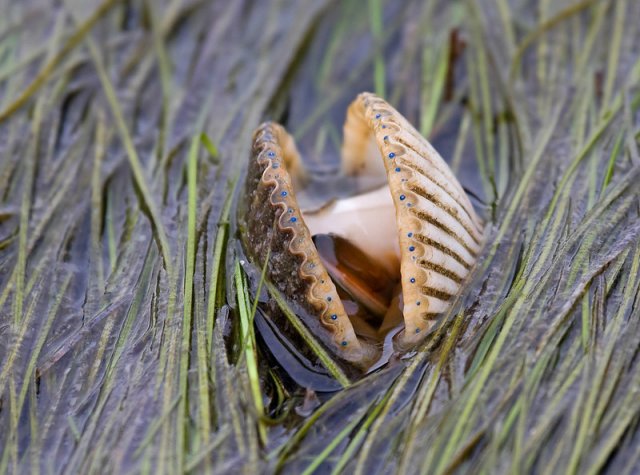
243,123 -> 375,365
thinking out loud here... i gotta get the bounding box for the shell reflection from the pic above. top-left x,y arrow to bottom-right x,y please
242,93 -> 484,368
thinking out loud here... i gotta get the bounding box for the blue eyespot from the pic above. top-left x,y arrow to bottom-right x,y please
267,151 -> 276,157
290,217 -> 297,223
388,152 -> 395,159
399,194 -> 406,201
375,113 -> 381,119
280,191 -> 287,197
407,232 -> 413,237
395,167 -> 401,172
341,341 -> 348,346
409,246 -> 415,252
331,314 -> 338,320
410,277 -> 416,283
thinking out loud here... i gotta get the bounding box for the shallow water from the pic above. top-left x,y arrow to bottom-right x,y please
1,1 -> 640,474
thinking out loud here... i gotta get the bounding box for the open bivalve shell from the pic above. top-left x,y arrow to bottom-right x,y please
241,92 -> 484,368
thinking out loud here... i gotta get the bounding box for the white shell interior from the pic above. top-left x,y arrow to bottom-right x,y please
300,134 -> 400,277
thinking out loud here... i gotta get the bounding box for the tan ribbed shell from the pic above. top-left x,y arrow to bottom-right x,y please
242,93 -> 484,366
343,93 -> 484,344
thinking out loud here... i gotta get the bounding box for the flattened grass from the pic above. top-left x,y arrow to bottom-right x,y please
0,1 -> 639,474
